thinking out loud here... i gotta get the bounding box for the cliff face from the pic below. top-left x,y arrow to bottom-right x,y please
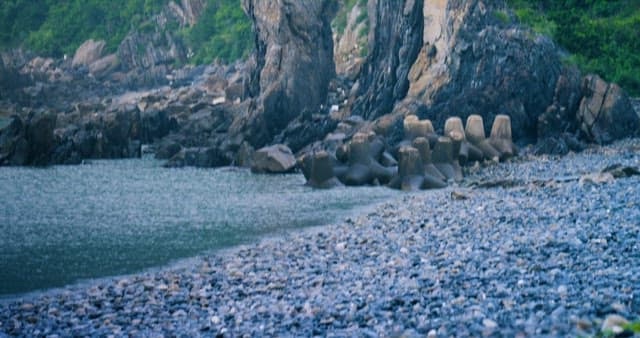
402,0 -> 568,141
241,0 -> 337,144
117,0 -> 207,87
350,0 -> 424,121
354,0 -> 569,139
348,0 -> 636,146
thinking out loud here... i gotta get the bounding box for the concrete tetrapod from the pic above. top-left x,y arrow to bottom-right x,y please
305,151 -> 343,189
389,146 -> 447,191
489,114 -> 518,160
432,136 -> 463,182
403,115 -> 438,145
342,133 -> 395,186
465,115 -> 501,162
444,117 -> 484,164
412,137 -> 447,182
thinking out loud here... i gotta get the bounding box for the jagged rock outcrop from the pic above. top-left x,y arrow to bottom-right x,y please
348,0 -> 637,149
273,113 -> 338,153
577,75 -> 639,144
397,1 -> 569,141
72,40 -> 106,67
241,0 -> 338,145
351,0 -> 424,120
0,112 -> 57,166
116,0 -> 207,87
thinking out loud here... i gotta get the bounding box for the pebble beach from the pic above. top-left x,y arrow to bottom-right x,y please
1,139 -> 640,337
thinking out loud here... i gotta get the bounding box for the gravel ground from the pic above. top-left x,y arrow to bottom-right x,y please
1,139 -> 640,337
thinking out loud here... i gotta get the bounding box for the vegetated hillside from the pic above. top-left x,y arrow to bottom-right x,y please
180,0 -> 252,64
0,0 -> 252,63
508,0 -> 640,96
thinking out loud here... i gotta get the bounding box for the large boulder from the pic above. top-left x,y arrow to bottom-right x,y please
88,54 -> 119,78
26,111 -> 57,165
72,40 -> 107,67
576,74 -> 639,144
0,112 -> 57,166
251,144 -> 296,174
241,0 -> 338,145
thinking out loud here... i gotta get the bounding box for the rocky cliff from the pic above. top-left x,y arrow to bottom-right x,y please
347,0 -> 637,150
240,0 -> 337,146
350,0 -> 424,121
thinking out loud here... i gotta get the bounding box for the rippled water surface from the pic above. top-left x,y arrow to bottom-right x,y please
0,158 -> 397,295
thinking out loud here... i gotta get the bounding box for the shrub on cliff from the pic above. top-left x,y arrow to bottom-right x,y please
181,0 -> 252,64
0,0 -> 252,64
508,0 -> 640,96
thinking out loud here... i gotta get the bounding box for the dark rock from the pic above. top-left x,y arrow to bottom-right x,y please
576,74 -> 639,144
251,144 -> 296,174
140,109 -> 177,143
0,112 -> 57,166
233,142 -> 254,168
601,164 -> 640,178
273,113 -> 338,154
164,147 -> 229,168
351,0 -> 424,120
0,116 -> 26,165
51,140 -> 82,165
25,111 -> 57,165
537,67 -> 583,139
534,133 -> 584,155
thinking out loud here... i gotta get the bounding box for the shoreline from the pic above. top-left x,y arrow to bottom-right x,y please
0,188 -> 393,303
1,139 -> 639,336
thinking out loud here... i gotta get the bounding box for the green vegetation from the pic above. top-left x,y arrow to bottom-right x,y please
1,0 -> 166,57
596,320 -> 640,337
332,0 -> 368,35
180,0 -> 253,64
332,0 -> 369,57
507,0 -> 640,96
0,0 -> 253,64
493,10 -> 511,25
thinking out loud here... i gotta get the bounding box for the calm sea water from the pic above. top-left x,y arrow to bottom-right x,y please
0,158 -> 397,296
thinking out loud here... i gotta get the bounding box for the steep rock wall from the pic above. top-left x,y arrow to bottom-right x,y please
350,0 -> 424,120
242,0 -> 337,145
411,1 -> 571,141
355,0 -> 575,141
